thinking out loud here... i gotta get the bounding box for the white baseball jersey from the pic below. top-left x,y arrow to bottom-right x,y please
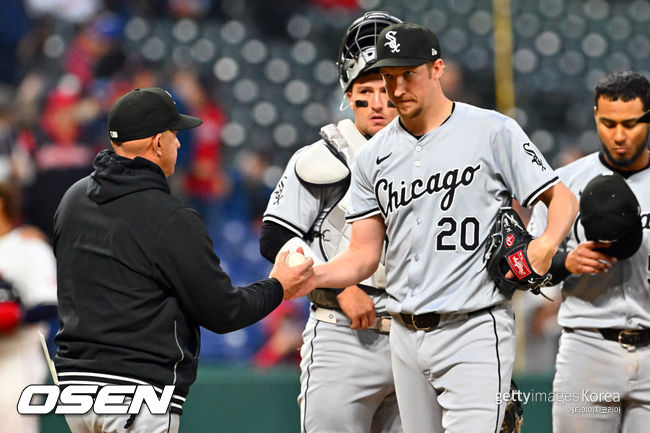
528,152 -> 650,329
347,102 -> 559,314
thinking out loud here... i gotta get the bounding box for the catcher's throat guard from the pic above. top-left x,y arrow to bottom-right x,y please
481,206 -> 553,299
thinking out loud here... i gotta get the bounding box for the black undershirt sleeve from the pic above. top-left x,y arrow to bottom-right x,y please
548,250 -> 571,285
259,220 -> 299,263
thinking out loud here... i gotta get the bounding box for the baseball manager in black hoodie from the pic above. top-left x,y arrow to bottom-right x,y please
53,87 -> 316,433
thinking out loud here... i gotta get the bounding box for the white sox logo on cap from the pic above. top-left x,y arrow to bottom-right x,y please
374,23 -> 441,69
384,31 -> 400,53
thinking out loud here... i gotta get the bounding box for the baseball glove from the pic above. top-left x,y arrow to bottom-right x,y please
501,380 -> 523,433
482,206 -> 552,297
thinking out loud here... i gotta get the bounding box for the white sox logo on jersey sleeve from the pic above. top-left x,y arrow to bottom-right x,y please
272,175 -> 287,206
374,163 -> 481,216
523,143 -> 546,171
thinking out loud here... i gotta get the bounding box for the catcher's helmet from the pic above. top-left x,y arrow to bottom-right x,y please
337,11 -> 402,92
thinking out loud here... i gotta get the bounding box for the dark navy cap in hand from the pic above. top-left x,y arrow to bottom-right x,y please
108,87 -> 202,142
579,172 -> 643,259
373,23 -> 441,70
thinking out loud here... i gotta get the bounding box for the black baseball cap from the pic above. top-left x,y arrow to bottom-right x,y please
579,172 -> 643,259
638,110 -> 650,123
372,23 -> 441,70
108,87 -> 202,142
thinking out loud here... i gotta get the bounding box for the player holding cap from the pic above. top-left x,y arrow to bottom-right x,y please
310,22 -> 577,432
528,71 -> 650,431
260,11 -> 403,433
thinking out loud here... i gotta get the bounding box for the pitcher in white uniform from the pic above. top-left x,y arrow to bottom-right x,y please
529,70 -> 650,433
311,23 -> 578,433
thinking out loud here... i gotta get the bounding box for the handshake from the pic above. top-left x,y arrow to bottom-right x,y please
269,240 -> 323,300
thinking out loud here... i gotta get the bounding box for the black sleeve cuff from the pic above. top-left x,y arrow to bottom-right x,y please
267,277 -> 285,303
549,250 -> 571,285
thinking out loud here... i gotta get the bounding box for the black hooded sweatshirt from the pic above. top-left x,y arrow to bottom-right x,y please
53,149 -> 282,413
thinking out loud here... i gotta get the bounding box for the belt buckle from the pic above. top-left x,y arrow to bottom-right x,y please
618,330 -> 639,349
377,317 -> 391,334
410,313 -> 430,331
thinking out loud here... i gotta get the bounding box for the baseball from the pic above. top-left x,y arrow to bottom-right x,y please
286,251 -> 307,267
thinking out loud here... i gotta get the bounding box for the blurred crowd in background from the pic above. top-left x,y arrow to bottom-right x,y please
0,0 -> 648,373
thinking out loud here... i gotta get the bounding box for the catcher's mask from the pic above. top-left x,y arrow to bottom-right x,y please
337,11 -> 402,93
579,172 -> 642,259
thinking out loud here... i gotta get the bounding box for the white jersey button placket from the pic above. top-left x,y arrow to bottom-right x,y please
408,149 -> 425,300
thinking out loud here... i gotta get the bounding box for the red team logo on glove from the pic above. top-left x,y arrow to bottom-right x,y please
505,233 -> 515,248
507,250 -> 532,279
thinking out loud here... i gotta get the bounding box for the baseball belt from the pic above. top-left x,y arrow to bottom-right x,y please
564,327 -> 650,349
312,306 -> 391,334
393,305 -> 497,332
308,286 -> 387,311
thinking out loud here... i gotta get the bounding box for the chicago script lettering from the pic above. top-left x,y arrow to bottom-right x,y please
375,163 -> 482,215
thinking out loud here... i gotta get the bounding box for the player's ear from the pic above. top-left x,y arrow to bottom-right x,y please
431,59 -> 445,80
152,133 -> 163,155
346,90 -> 354,109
